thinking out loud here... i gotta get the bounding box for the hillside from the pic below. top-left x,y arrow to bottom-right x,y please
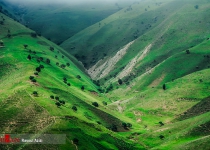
0,12 -> 144,149
60,0 -> 210,149
1,0 -> 210,149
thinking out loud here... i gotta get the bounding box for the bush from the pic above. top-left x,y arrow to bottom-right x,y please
27,55 -> 31,60
39,65 -> 44,69
73,138 -> 79,145
29,76 -> 34,80
66,63 -> 70,67
102,101 -> 107,105
59,100 -> 65,105
186,49 -> 190,54
36,67 -> 41,72
31,79 -> 36,83
32,91 -> 38,96
34,72 -> 39,75
118,79 -> 123,85
92,102 -> 99,107
55,96 -> 59,100
50,46 -> 54,51
81,86 -> 85,91
23,44 -> 28,49
46,58 -> 50,64
31,32 -> 37,38
163,84 -> 166,90
67,83 -> 71,86
159,121 -> 164,126
194,5 -> 199,9
159,135 -> 164,140
76,75 -> 81,79
55,102 -> 61,107
72,106 -> 77,111
50,95 -> 54,99
60,64 -> 66,69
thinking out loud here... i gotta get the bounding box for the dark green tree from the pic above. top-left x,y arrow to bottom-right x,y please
163,83 -> 166,90
72,106 -> 77,111
118,79 -> 123,85
92,102 -> 99,107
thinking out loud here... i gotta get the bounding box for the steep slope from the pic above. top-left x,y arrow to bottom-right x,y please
0,12 -> 144,149
61,0 -> 210,84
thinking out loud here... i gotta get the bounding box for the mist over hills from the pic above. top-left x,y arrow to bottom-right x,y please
1,0 -> 210,149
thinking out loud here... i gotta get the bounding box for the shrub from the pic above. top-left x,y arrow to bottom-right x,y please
72,106 -> 77,111
55,102 -> 61,107
194,5 -> 199,9
60,100 -> 65,105
66,63 -> 70,67
159,135 -> 164,140
186,49 -> 190,54
81,86 -> 85,91
34,72 -> 39,75
46,58 -> 50,64
33,91 -> 38,96
29,76 -> 34,80
36,67 -> 41,72
127,123 -> 132,128
92,102 -> 99,107
76,75 -> 81,79
31,32 -> 37,38
39,65 -> 44,69
50,46 -> 54,51
60,64 -> 66,69
159,121 -> 164,126
24,44 -> 28,49
163,84 -> 166,90
31,78 -> 37,82
50,95 -> 54,99
102,101 -> 107,105
55,96 -> 59,100
56,62 -> 59,66
67,83 -> 71,86
118,79 -> 123,85
73,138 -> 79,145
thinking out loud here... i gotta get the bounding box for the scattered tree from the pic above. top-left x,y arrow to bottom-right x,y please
73,138 -> 79,145
194,5 -> 199,9
27,55 -> 31,60
76,75 -> 81,79
66,63 -> 70,67
92,102 -> 99,107
31,32 -> 37,38
46,58 -> 50,64
55,102 -> 61,107
50,46 -> 54,51
39,64 -> 44,69
36,67 -> 41,72
102,101 -> 107,105
34,72 -> 39,75
186,49 -> 190,54
72,106 -> 77,111
29,76 -> 34,80
56,62 -> 59,66
60,64 -> 66,69
159,121 -> 164,126
24,44 -> 28,49
32,91 -> 38,96
118,79 -> 123,85
163,83 -> 166,90
50,95 -> 54,99
31,79 -> 37,83
55,96 -> 59,100
81,86 -> 85,91
159,135 -> 165,140
67,83 -> 71,86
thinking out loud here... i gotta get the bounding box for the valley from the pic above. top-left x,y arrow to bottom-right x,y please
0,0 -> 210,149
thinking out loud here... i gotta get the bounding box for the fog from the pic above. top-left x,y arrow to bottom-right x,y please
4,0 -> 136,4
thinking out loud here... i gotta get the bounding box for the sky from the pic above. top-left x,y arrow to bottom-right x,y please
4,0 -> 124,4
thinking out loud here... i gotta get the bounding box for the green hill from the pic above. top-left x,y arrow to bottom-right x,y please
1,0 -> 210,149
0,12 -> 144,149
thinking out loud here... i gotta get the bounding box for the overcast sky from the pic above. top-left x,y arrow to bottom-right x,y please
4,0 -> 127,4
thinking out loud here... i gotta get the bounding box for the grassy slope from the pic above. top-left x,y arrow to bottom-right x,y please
0,13 -> 144,150
59,0 -> 210,149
